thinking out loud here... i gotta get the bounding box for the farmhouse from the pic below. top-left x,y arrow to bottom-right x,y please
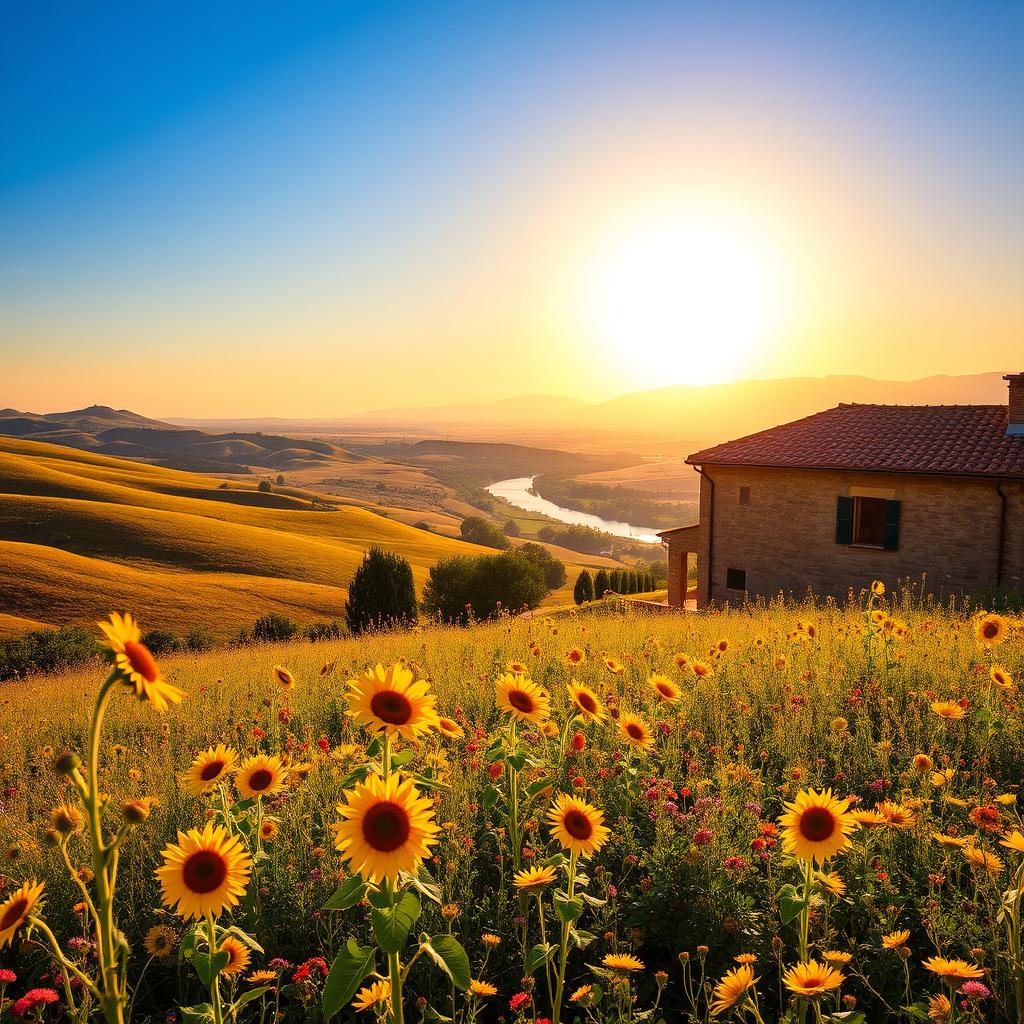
660,373 -> 1024,608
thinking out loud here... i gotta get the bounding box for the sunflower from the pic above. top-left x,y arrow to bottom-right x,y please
779,789 -> 857,864
247,970 -> 279,984
990,666 -> 1014,690
618,713 -> 654,751
352,979 -> 391,1011
273,665 -> 295,690
975,613 -> 1008,647
50,803 -> 84,836
851,809 -> 887,827
1000,831 -> 1024,853
0,880 -> 45,949
871,580 -> 885,596
783,960 -> 845,998
469,980 -> 497,997
882,930 -> 910,950
347,663 -> 439,741
513,864 -> 558,890
259,820 -> 279,842
645,673 -> 681,702
495,674 -> 550,724
922,957 -> 984,981
333,773 -> 438,883
963,845 -> 1003,876
691,661 -> 713,678
566,648 -> 586,665
219,935 -> 251,976
822,951 -> 853,966
547,794 -> 610,858
436,717 -> 465,739
816,871 -> 846,896
507,660 -> 529,674
603,953 -> 644,972
567,682 -> 605,723
877,801 -> 917,828
156,822 -> 252,920
931,769 -> 956,786
144,924 -> 178,959
603,657 -> 625,674
570,984 -> 594,1004
236,755 -> 288,800
180,745 -> 239,796
933,833 -> 968,848
931,701 -> 966,720
673,653 -> 690,668
97,612 -> 185,712
710,964 -> 757,1015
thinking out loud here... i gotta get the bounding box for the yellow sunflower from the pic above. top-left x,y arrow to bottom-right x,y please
219,935 -> 251,976
566,648 -> 586,665
922,957 -> 984,981
1000,831 -> 1024,853
570,984 -> 594,1004
332,773 -> 438,883
603,953 -> 644,972
236,754 -> 288,800
156,822 -> 252,921
779,789 -> 857,864
50,802 -> 84,836
882,930 -> 910,950
691,661 -> 713,679
931,701 -> 966,720
648,674 -> 682,702
567,682 -> 605,723
816,871 -> 846,896
97,612 -> 185,712
259,820 -> 279,843
179,744 -> 239,796
783,960 -> 845,998
0,879 -> 45,949
352,979 -> 391,1011
247,970 -> 279,984
991,666 -> 1014,690
436,717 -> 465,739
877,801 -> 917,828
346,663 -> 439,741
975,613 -> 1008,647
273,665 -> 295,690
710,964 -> 757,1016
495,673 -> 550,724
507,660 -> 530,674
851,809 -> 887,828
603,657 -> 625,674
871,580 -> 886,596
547,793 -> 610,858
469,980 -> 497,997
513,864 -> 558,890
144,924 -> 178,959
618,713 -> 654,751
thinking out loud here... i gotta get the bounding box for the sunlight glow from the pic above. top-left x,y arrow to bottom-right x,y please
579,202 -> 794,385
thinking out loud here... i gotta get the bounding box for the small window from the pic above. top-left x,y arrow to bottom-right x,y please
853,497 -> 887,546
726,567 -> 746,590
738,486 -> 751,506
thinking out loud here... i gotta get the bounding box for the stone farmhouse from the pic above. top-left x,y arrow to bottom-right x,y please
659,373 -> 1024,608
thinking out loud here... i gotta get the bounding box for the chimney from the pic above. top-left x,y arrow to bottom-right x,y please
1006,374 -> 1024,436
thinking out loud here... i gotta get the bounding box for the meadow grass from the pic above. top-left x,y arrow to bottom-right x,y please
1,590 -> 1022,1021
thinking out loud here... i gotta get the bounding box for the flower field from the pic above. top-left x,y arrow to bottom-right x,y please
0,587 -> 1022,1023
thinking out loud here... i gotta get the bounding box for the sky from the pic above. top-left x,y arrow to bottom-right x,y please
1,1 -> 1022,417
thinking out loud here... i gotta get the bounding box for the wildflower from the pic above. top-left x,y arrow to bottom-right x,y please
273,665 -> 295,690
547,794 -> 610,857
513,865 -> 557,890
975,613 -> 1008,647
603,953 -> 644,972
98,612 -> 185,711
567,682 -> 605,723
783,960 -> 844,997
913,753 -> 934,774
779,789 -> 857,864
442,904 -> 460,920
928,993 -> 951,1022
710,964 -> 757,1015
180,745 -> 238,796
236,754 -> 287,800
878,801 -> 917,828
0,969 -> 15,984
735,953 -> 757,964
931,769 -> 956,786
962,845 -> 1003,876
259,820 -> 279,842
247,970 -> 279,984
347,663 -> 440,740
436,718 -> 465,739
922,957 -> 984,981
958,980 -> 991,1000
851,809 -> 887,827
10,989 -> 59,1017
999,831 -> 1024,853
0,880 -> 45,949
509,992 -> 531,1011
220,935 -> 251,976
482,933 -> 501,947
933,833 -> 968,848
156,823 -> 252,920
931,702 -> 966,720
969,805 -> 1002,833
816,871 -> 846,896
570,984 -> 594,1004
144,925 -> 178,960
50,803 -> 84,836
469,980 -> 497,996
649,674 -> 682,702
352,979 -> 391,1011
822,951 -> 852,966
883,930 -> 910,950
332,773 -> 438,883
618,713 -> 654,751
495,674 -> 550,724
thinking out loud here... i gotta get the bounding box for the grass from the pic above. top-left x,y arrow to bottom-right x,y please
2,591 -> 1023,1021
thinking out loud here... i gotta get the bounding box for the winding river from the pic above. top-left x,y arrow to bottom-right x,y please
486,476 -> 662,545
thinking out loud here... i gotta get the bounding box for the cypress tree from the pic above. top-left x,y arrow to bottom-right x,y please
345,546 -> 418,634
593,568 -> 610,597
573,570 -> 595,605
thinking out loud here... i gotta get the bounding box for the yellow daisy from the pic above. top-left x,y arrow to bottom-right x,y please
495,673 -> 550,724
922,957 -> 984,981
156,822 -> 252,921
346,663 -> 439,741
882,930 -> 910,950
179,744 -> 238,796
352,979 -> 391,1011
469,980 -> 497,997
710,964 -> 757,1016
783,960 -> 844,998
0,880 -> 45,949
603,953 -> 644,972
513,864 -> 558,890
822,951 -> 852,966
97,612 -> 185,712
999,831 -> 1024,853
779,789 -> 857,864
963,845 -> 1004,876
547,793 -> 610,858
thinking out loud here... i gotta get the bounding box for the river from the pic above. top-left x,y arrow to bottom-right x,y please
486,476 -> 662,545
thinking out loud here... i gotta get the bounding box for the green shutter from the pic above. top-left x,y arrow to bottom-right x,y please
836,496 -> 853,544
883,499 -> 901,550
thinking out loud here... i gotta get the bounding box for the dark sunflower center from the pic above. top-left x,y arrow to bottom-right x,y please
200,760 -> 226,782
983,622 -> 998,639
181,850 -> 228,894
563,810 -> 593,840
799,807 -> 836,842
508,690 -> 534,713
362,801 -> 412,852
656,684 -> 673,697
247,769 -> 274,792
626,723 -> 644,740
577,692 -> 597,713
0,897 -> 29,931
124,640 -> 159,682
370,690 -> 413,725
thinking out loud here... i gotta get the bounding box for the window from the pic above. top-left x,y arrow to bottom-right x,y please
738,486 -> 751,506
836,496 -> 901,549
726,567 -> 747,590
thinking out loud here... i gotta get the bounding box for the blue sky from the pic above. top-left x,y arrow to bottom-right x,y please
2,1 -> 1022,416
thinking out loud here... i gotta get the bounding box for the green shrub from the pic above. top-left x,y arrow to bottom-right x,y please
459,516 -> 510,550
141,629 -> 182,655
251,613 -> 298,643
306,621 -> 345,642
423,550 -> 547,625
345,547 -> 418,634
0,626 -> 98,681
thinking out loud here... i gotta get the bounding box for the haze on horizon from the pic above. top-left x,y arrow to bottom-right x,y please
2,1 -> 1022,419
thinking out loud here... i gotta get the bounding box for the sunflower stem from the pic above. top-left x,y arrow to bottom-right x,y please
551,850 -> 577,1024
207,914 -> 224,1024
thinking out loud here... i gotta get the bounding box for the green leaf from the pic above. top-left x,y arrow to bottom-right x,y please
571,928 -> 598,949
392,748 -> 416,766
222,926 -> 264,954
777,883 -> 809,925
191,950 -> 230,987
553,891 -> 584,924
324,875 -> 368,911
526,777 -> 554,797
338,764 -> 372,790
401,865 -> 442,905
179,1004 -> 215,1024
506,752 -> 526,772
423,934 -> 471,991
482,785 -> 500,810
525,942 -> 556,975
322,938 -> 377,1020
371,890 -> 421,953
230,987 -> 270,1013
365,738 -> 383,758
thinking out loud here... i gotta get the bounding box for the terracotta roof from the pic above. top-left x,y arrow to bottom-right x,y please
686,404 -> 1024,478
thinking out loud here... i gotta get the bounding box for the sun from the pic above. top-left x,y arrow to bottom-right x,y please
579,201 -> 792,385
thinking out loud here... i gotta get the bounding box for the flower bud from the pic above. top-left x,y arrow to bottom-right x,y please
53,751 -> 81,775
